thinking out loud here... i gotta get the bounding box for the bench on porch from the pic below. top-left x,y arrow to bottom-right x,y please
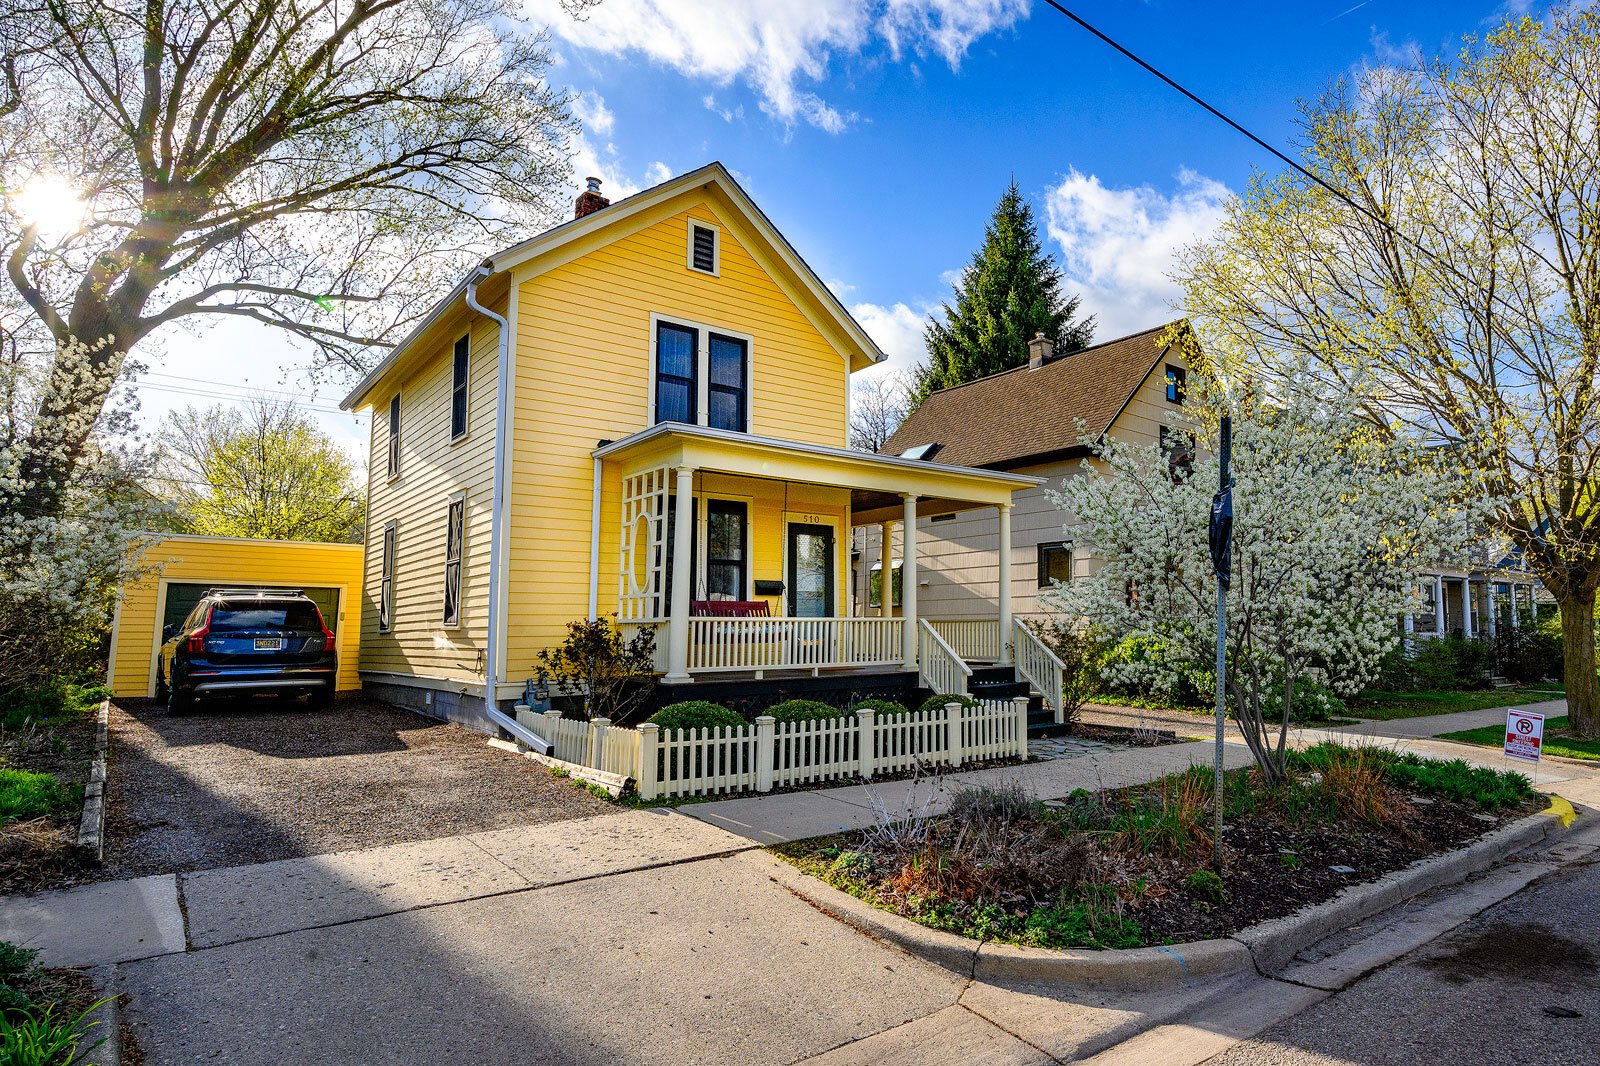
691,600 -> 771,617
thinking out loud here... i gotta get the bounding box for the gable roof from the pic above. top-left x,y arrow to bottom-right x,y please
342,162 -> 883,410
880,321 -> 1182,469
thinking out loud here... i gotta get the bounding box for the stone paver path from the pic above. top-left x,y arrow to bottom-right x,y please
1028,735 -> 1127,760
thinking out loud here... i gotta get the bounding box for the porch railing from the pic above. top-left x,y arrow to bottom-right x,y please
1013,618 -> 1066,723
927,618 -> 1003,662
686,616 -> 905,673
917,619 -> 972,696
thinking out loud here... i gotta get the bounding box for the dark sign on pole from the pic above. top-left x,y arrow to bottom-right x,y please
1209,419 -> 1234,588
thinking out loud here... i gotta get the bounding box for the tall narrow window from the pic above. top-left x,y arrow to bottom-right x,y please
705,500 -> 747,599
450,336 -> 469,440
442,496 -> 465,627
707,333 -> 747,432
1037,542 -> 1073,587
379,522 -> 397,632
386,394 -> 402,479
689,222 -> 718,274
1165,365 -> 1187,404
654,322 -> 697,425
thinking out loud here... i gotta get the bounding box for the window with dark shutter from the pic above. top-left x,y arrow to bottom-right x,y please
690,223 -> 718,274
379,522 -> 397,631
450,336 -> 469,440
386,395 -> 402,479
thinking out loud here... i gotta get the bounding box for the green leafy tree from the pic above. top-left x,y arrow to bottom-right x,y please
156,396 -> 364,542
916,181 -> 1094,402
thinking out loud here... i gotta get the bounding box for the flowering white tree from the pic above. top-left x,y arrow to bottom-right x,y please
0,338 -> 164,697
1047,381 -> 1487,783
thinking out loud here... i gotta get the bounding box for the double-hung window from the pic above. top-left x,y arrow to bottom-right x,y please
379,522 -> 397,632
386,395 -> 402,479
652,319 -> 748,432
450,336 -> 469,441
442,496 -> 464,627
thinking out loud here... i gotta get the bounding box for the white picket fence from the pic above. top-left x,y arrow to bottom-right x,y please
521,699 -> 1030,801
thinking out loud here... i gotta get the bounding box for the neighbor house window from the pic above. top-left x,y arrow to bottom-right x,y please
1038,542 -> 1072,587
386,394 -> 402,479
652,319 -> 749,432
688,221 -> 719,275
379,522 -> 397,632
1165,365 -> 1187,404
705,500 -> 748,599
442,496 -> 464,627
1160,425 -> 1195,481
450,336 -> 469,441
869,563 -> 903,608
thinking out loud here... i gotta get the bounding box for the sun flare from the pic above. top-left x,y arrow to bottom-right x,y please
10,173 -> 89,238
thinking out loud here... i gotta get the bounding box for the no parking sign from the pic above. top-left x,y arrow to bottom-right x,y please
1505,708 -> 1545,763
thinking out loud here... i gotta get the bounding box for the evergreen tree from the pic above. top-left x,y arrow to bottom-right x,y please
915,182 -> 1094,402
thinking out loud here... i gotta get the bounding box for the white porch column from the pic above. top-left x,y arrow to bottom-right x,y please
901,494 -> 919,670
1531,587 -> 1539,621
879,520 -> 895,618
1433,575 -> 1446,635
1486,583 -> 1498,638
996,503 -> 1014,664
1462,580 -> 1474,639
1510,584 -> 1521,628
854,529 -> 870,618
664,466 -> 696,684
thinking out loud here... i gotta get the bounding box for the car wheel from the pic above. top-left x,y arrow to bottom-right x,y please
167,682 -> 192,716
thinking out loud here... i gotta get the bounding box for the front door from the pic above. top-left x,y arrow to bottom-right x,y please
787,524 -> 835,617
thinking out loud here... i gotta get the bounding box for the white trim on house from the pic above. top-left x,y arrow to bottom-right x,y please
646,312 -> 755,434
686,216 -> 721,277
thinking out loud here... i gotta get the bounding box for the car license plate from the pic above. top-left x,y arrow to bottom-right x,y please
254,637 -> 284,651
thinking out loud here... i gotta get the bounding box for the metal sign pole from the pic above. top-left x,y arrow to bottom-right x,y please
1209,416 -> 1234,870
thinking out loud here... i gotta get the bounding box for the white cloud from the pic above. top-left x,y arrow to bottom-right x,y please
644,161 -> 673,185
525,0 -> 1029,132
702,94 -> 745,123
851,301 -> 930,381
567,91 -> 659,200
571,89 -> 615,136
1045,167 -> 1232,339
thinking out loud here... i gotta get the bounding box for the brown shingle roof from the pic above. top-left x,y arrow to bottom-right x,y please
882,321 -> 1179,469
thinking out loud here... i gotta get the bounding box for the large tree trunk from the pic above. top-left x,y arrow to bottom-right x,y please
1561,588 -> 1599,738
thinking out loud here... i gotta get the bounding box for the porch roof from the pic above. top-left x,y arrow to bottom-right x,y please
593,423 -> 1041,519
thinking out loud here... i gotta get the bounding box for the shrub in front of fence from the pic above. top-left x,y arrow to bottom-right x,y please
851,697 -> 909,718
765,699 -> 845,724
919,692 -> 977,715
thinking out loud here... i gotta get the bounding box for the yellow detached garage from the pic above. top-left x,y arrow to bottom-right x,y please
107,534 -> 365,698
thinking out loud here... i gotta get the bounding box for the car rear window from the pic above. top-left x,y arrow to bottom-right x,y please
210,603 -> 323,632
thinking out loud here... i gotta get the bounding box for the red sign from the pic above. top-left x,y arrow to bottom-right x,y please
1504,709 -> 1544,763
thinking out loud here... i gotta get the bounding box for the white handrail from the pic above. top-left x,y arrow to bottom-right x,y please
926,618 -> 1002,661
1012,618 -> 1066,722
917,618 -> 972,696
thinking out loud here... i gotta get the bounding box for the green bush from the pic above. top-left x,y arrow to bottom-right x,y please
851,698 -> 909,718
1490,619 -> 1563,685
0,771 -> 77,825
918,693 -> 977,715
1411,633 -> 1493,690
1263,677 -> 1345,723
1292,742 -> 1533,810
763,700 -> 845,724
0,682 -> 106,733
1097,634 -> 1211,707
1184,869 -> 1226,904
0,942 -> 40,1017
645,701 -> 744,735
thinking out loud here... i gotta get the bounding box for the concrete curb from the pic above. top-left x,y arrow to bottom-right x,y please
76,699 -> 110,863
766,802 -> 1569,990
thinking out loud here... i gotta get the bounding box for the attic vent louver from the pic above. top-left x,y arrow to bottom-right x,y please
690,223 -> 718,274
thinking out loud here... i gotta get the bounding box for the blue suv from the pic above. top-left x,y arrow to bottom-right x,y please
156,589 -> 338,713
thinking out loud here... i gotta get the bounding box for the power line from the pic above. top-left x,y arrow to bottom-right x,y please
144,371 -> 343,406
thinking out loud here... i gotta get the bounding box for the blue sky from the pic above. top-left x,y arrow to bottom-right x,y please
143,0 -> 1537,453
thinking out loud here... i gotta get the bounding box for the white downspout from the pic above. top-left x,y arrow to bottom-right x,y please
466,263 -> 549,755
588,455 -> 602,620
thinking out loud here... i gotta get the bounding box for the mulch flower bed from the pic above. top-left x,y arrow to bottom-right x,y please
774,743 -> 1542,950
0,705 -> 98,895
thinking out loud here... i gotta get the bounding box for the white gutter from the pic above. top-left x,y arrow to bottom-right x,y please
588,455 -> 603,620
465,264 -> 550,755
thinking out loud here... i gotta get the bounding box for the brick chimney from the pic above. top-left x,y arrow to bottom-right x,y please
574,176 -> 610,219
1027,332 -> 1053,370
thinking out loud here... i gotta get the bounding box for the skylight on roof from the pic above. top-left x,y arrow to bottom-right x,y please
900,442 -> 941,461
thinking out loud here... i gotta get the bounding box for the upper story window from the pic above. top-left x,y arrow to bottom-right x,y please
386,394 -> 402,480
450,336 -> 469,441
1165,364 -> 1187,404
688,220 -> 719,275
652,317 -> 749,433
1038,542 -> 1072,587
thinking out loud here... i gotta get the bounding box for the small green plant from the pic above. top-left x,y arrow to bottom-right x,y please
851,698 -> 908,718
0,1001 -> 108,1065
763,700 -> 844,724
0,771 -> 77,826
1278,851 -> 1302,869
534,616 -> 657,723
917,692 -> 977,715
1184,868 -> 1226,905
645,701 -> 744,735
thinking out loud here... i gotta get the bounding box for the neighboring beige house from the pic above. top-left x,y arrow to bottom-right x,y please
864,322 -> 1192,637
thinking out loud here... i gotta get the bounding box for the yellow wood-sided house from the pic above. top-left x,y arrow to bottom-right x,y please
340,163 -> 1041,743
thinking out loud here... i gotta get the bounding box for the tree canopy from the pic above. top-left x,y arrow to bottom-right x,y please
156,396 -> 364,542
1175,11 -> 1600,734
915,181 -> 1093,402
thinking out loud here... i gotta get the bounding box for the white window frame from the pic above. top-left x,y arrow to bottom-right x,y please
386,392 -> 402,481
647,313 -> 754,433
686,217 -> 720,277
441,492 -> 465,628
379,521 -> 397,632
697,493 -> 754,601
449,335 -> 470,444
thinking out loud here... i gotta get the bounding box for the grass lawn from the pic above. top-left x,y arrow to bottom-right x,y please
1348,688 -> 1562,721
1442,716 -> 1600,762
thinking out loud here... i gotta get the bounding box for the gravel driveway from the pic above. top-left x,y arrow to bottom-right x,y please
102,696 -> 609,878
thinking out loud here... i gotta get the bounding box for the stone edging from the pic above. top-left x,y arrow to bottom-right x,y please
766,802 -> 1570,989
76,699 -> 110,862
